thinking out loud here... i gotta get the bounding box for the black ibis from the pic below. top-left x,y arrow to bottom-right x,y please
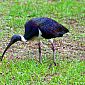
0,17 -> 69,65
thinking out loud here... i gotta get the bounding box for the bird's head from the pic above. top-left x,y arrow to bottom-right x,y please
0,34 -> 27,61
10,34 -> 27,44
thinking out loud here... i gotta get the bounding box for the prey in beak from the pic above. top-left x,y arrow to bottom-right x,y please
0,35 -> 26,61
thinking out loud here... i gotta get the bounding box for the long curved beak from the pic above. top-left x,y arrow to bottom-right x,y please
0,41 -> 14,61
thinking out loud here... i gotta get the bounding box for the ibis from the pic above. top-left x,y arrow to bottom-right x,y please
0,17 -> 69,65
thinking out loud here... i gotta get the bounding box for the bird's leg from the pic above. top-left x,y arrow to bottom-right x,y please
52,43 -> 56,66
49,39 -> 56,66
38,41 -> 42,63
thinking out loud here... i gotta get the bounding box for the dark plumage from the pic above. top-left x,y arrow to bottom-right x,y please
0,17 -> 69,65
24,17 -> 69,40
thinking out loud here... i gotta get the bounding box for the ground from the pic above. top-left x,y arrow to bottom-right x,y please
0,0 -> 85,85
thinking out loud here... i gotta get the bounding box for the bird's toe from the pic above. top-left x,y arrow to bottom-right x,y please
54,62 -> 57,66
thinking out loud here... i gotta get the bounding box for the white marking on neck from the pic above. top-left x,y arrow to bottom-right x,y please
38,29 -> 42,38
20,35 -> 27,42
49,39 -> 53,43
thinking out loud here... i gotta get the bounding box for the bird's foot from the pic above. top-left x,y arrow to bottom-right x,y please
48,62 -> 57,69
39,61 -> 42,64
48,63 -> 52,69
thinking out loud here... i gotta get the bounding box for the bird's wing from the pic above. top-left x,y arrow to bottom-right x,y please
24,18 -> 69,40
36,18 -> 66,39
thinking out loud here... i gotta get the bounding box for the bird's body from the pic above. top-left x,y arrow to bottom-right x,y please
24,17 -> 68,41
0,17 -> 69,65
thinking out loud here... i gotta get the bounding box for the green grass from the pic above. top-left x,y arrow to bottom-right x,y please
0,0 -> 85,85
0,59 -> 85,85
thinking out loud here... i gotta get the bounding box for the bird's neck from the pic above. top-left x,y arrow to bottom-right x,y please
19,35 -> 27,42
